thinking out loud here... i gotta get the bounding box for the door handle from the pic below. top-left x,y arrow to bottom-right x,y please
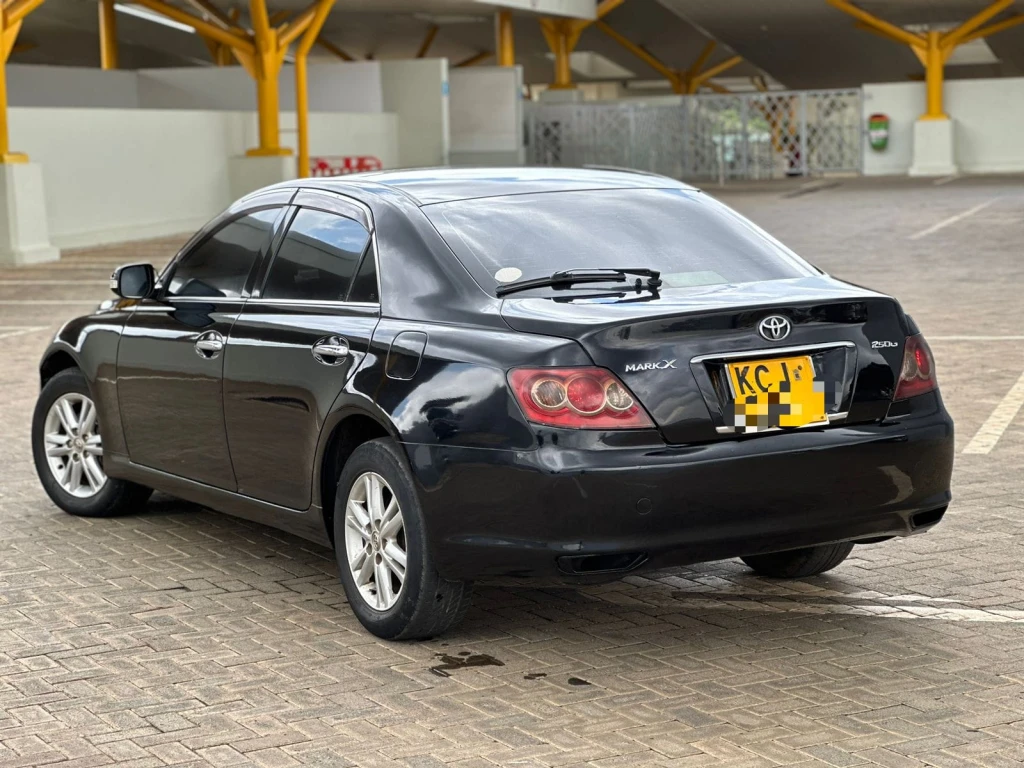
194,331 -> 225,359
312,336 -> 350,366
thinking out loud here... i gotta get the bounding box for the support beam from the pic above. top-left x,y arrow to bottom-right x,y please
318,37 -> 354,61
496,10 -> 514,66
456,50 -> 492,67
942,0 -> 1013,47
693,54 -> 741,85
295,0 -> 335,179
684,40 -> 716,87
960,12 -> 1024,44
416,24 -> 438,58
98,0 -> 118,69
182,0 -> 238,30
2,0 -> 47,161
923,29 -> 945,119
247,0 -> 289,156
133,0 -> 254,52
825,0 -> 924,47
278,1 -> 319,49
594,20 -> 680,91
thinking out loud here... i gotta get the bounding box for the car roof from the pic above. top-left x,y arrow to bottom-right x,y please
308,167 -> 698,206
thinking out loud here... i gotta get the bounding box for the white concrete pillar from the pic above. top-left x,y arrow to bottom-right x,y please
909,119 -> 957,177
0,163 -> 60,266
228,155 -> 297,201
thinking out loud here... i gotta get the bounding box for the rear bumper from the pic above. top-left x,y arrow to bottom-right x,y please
404,404 -> 954,582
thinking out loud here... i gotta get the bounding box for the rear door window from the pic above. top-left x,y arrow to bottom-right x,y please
262,209 -> 371,302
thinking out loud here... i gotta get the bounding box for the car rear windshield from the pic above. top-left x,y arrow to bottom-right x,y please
422,188 -> 817,295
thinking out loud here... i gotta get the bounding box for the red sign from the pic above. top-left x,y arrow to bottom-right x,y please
310,156 -> 383,177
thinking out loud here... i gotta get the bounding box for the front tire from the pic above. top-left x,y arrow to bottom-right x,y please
32,368 -> 152,517
741,542 -> 854,579
334,438 -> 472,640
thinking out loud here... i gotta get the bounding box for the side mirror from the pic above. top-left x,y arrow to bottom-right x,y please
110,263 -> 155,300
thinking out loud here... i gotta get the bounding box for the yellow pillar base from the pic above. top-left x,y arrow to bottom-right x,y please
0,152 -> 29,164
245,147 -> 293,157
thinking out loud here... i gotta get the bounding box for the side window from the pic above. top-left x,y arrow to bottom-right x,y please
167,208 -> 280,298
262,209 -> 370,302
348,244 -> 378,303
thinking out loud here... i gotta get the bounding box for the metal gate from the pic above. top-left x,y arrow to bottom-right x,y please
526,89 -> 862,180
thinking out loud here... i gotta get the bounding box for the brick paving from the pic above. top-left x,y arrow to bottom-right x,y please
2,175 -> 1024,767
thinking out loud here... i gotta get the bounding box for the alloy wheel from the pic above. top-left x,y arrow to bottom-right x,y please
43,393 -> 106,498
344,471 -> 407,611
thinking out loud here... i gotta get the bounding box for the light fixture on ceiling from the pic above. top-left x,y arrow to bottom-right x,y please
114,3 -> 197,34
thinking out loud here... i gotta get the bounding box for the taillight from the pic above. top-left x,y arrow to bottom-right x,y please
508,367 -> 655,429
894,334 -> 937,400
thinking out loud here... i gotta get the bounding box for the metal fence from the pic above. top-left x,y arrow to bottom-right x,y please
526,89 -> 863,181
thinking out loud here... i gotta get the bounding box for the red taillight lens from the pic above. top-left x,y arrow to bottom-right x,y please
894,334 -> 937,400
508,367 -> 655,429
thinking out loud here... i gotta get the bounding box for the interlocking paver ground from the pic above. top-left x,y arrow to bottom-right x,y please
2,175 -> 1024,768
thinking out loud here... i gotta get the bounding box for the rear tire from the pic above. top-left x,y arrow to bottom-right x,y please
741,542 -> 854,579
32,368 -> 152,518
334,438 -> 472,640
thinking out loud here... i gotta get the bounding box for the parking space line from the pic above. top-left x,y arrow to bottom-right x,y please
933,174 -> 959,186
0,300 -> 100,305
0,280 -> 108,285
963,370 -> 1024,455
0,326 -> 49,340
908,198 -> 997,240
930,335 -> 1024,341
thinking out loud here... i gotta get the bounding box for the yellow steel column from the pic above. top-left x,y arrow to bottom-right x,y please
295,0 -> 335,178
553,25 -> 572,88
923,30 -> 945,119
496,10 -> 514,66
98,0 -> 118,69
2,0 -> 48,162
247,0 -> 289,156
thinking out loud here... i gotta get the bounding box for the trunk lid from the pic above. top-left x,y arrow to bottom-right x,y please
500,276 -> 911,444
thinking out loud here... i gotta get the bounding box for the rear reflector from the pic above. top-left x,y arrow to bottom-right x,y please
508,367 -> 655,429
894,333 -> 937,400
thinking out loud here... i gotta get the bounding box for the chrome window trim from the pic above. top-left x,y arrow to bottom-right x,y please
689,340 -> 855,365
244,297 -> 380,309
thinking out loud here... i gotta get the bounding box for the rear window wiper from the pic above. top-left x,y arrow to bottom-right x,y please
494,268 -> 662,298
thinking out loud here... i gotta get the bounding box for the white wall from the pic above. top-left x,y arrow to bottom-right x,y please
10,107 -> 398,248
380,59 -> 450,167
137,61 -> 385,113
7,64 -> 140,108
449,65 -> 524,166
863,77 -> 1024,175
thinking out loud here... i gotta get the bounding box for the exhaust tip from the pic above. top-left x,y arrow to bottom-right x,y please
557,552 -> 647,575
911,506 -> 947,530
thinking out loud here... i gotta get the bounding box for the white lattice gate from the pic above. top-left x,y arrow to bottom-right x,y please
526,89 -> 862,180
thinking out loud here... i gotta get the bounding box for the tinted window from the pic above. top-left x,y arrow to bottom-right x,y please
423,188 -> 817,295
167,208 -> 280,298
262,209 -> 370,302
348,246 -> 378,303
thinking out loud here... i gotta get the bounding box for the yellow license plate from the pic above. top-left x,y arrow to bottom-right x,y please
727,355 -> 826,432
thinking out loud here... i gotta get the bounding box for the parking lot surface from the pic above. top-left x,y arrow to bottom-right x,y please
2,175 -> 1023,768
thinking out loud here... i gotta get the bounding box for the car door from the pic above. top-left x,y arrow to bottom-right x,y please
116,203 -> 288,490
222,192 -> 380,509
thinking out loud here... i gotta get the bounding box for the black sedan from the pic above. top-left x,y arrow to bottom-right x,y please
31,168 -> 954,640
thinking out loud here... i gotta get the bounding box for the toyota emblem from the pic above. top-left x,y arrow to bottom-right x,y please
758,315 -> 791,341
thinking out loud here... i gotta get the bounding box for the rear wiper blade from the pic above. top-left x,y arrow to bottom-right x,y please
495,268 -> 662,298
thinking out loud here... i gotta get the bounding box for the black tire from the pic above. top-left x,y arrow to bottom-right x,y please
32,368 -> 152,518
334,438 -> 472,640
741,541 -> 854,579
